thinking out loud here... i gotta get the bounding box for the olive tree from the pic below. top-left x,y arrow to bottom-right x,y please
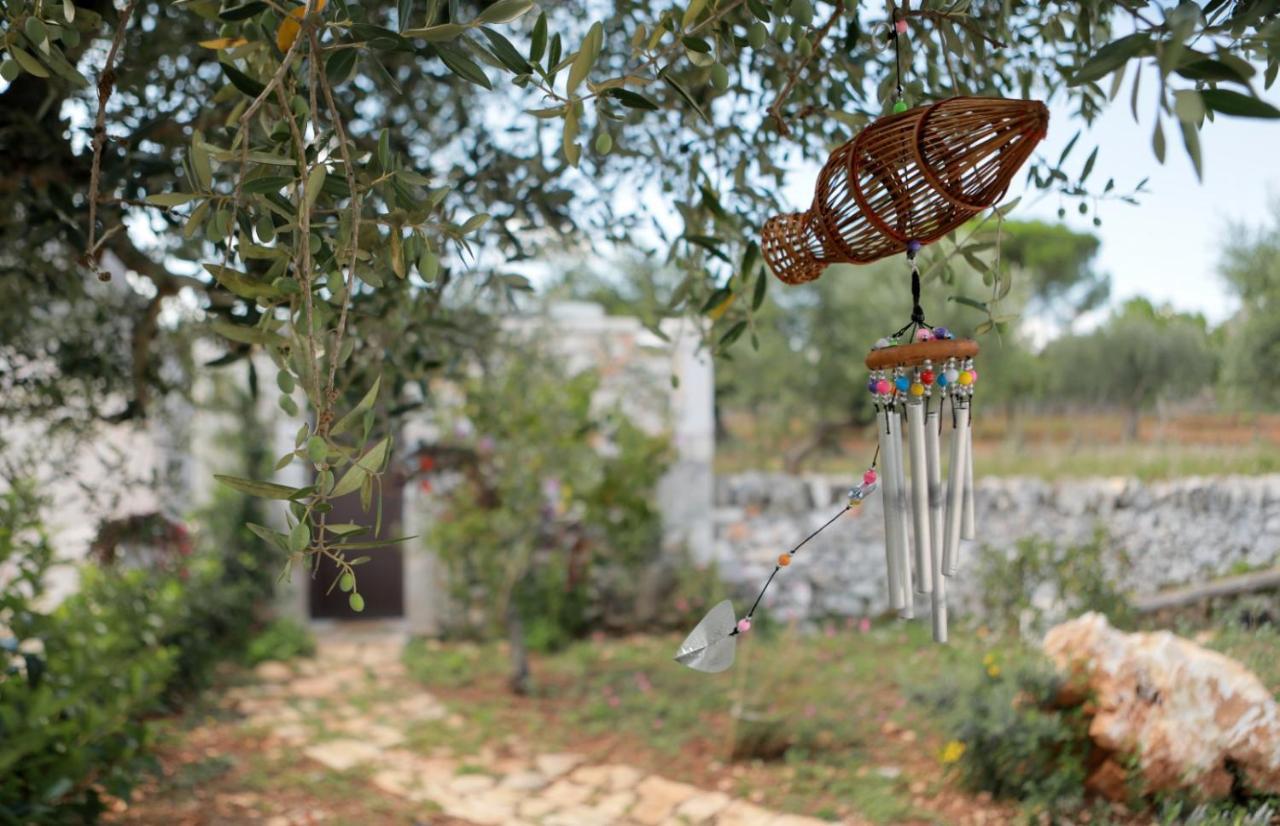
1,0 -> 1276,600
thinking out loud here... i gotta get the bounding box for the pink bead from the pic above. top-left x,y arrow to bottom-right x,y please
970,369 -> 978,382
863,469 -> 877,485
914,328 -> 934,342
894,19 -> 908,34
875,379 -> 892,394
737,618 -> 752,634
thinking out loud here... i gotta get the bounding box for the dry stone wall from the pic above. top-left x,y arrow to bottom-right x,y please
710,473 -> 1280,622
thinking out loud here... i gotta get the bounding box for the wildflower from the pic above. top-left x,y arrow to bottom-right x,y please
986,664 -> 1001,678
941,740 -> 966,764
982,652 -> 996,667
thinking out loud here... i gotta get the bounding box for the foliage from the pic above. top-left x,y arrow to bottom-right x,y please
2,0 -> 1277,601
1042,298 -> 1219,438
0,418 -> 276,822
1219,199 -> 1280,408
925,652 -> 1092,813
244,618 -> 315,666
0,484 -> 176,821
972,530 -> 1133,638
427,349 -> 669,652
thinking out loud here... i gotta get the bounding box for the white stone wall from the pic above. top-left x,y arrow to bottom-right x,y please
712,473 -> 1280,622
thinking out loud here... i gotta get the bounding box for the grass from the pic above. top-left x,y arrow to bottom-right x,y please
716,411 -> 1280,480
401,614 -> 1280,823
403,622 -> 1011,822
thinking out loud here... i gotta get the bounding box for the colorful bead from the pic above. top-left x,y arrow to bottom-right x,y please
933,326 -> 950,339
910,382 -> 925,397
894,376 -> 910,392
874,337 -> 891,349
958,370 -> 974,386
863,469 -> 877,485
875,379 -> 892,395
945,369 -> 960,384
907,239 -> 923,254
892,100 -> 908,114
894,18 -> 908,34
935,373 -> 948,387
921,370 -> 935,385
969,369 -> 978,382
914,327 -> 934,342
867,379 -> 879,394
778,553 -> 792,567
737,618 -> 752,634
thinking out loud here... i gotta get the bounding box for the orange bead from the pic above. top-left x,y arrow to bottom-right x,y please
778,553 -> 792,567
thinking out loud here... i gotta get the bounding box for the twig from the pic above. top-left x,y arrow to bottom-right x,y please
768,0 -> 845,137
86,0 -> 140,281
311,28 -> 363,432
907,9 -> 1006,49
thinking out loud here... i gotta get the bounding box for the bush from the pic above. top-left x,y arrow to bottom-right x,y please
922,651 -> 1093,813
973,530 -> 1132,637
0,479 -> 275,823
245,618 -> 315,666
427,353 -> 670,650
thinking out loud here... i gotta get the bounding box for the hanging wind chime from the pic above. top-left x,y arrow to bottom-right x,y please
676,12 -> 1047,673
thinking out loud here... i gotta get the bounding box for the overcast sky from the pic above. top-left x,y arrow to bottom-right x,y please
1019,95 -> 1280,326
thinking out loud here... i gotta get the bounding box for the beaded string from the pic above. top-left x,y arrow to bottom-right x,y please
729,475 -> 875,636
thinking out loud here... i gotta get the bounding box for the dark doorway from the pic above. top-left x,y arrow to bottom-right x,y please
309,471 -> 405,619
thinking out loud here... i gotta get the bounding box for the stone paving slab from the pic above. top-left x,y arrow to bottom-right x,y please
243,632 -> 860,826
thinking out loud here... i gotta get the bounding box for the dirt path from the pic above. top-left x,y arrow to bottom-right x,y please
110,628 -> 850,825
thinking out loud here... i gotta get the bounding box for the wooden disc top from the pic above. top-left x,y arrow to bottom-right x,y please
864,338 -> 979,370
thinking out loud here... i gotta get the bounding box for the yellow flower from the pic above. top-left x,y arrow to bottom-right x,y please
982,652 -> 996,666
986,664 -> 1001,678
940,740 -> 966,764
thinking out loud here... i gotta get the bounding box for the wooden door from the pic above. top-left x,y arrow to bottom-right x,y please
309,471 -> 405,619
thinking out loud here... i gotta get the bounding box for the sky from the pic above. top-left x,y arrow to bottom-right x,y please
766,95 -> 1280,330
1018,96 -> 1280,327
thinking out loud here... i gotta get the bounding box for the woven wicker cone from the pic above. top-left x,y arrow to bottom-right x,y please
864,338 -> 979,370
763,97 -> 1049,285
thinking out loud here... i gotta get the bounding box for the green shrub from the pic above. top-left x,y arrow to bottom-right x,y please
973,530 -> 1133,637
0,476 -> 276,823
245,618 -> 316,666
428,353 -> 670,651
0,485 -> 179,821
922,651 -> 1092,813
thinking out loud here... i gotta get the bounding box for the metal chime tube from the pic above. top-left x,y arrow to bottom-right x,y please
925,396 -> 948,642
961,414 -> 977,541
892,405 -> 914,617
905,396 -> 933,594
877,404 -> 904,610
942,398 -> 969,577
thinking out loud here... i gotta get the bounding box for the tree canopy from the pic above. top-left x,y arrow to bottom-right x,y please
2,0 -> 1276,597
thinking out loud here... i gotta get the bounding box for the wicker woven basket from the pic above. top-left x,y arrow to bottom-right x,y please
763,97 -> 1048,285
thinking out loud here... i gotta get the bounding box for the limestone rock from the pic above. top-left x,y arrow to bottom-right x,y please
302,739 -> 382,772
1044,612 -> 1280,798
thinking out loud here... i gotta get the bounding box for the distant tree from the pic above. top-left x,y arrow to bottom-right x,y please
1042,299 -> 1218,439
985,220 -> 1110,324
1218,202 -> 1280,408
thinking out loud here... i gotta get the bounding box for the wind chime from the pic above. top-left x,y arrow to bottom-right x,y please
676,14 -> 1047,672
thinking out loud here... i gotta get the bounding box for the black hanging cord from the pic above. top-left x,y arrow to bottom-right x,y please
730,504 -> 852,634
893,17 -> 903,101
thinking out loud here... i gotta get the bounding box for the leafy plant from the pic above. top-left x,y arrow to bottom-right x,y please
244,618 -> 316,666
923,652 -> 1092,813
426,349 -> 669,687
972,530 -> 1133,638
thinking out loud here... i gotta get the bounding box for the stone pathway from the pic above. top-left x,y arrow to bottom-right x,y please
226,629 -> 842,826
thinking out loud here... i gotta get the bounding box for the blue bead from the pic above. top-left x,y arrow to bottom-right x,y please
894,376 -> 910,391
867,379 -> 878,393
936,373 -> 948,387
934,326 -> 950,339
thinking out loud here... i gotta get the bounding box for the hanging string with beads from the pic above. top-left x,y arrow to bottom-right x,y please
729,464 -> 879,635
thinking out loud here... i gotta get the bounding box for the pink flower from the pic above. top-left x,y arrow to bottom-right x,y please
859,617 -> 872,633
